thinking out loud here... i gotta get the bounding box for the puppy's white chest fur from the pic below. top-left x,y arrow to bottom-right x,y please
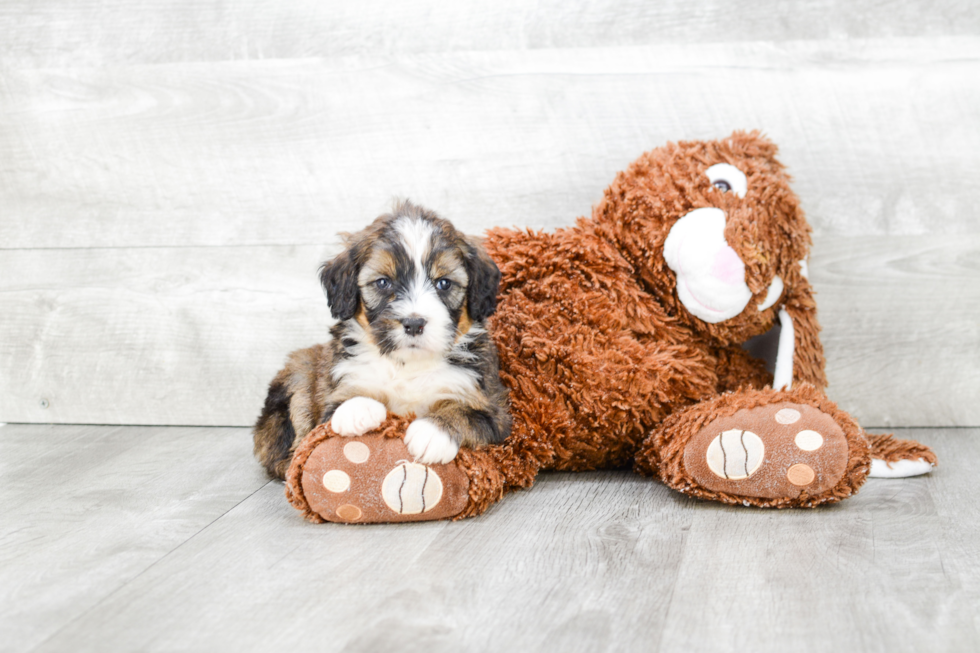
332,345 -> 480,417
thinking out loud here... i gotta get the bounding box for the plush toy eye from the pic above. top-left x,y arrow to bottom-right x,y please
374,278 -> 391,290
705,163 -> 747,198
434,278 -> 453,291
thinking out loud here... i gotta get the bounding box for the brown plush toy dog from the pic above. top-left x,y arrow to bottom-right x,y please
280,131 -> 937,523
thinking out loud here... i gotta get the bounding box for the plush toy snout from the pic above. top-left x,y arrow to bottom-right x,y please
664,207 -> 753,323
664,207 -> 785,324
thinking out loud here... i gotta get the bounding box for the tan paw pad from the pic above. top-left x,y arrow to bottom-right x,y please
343,441 -> 371,463
299,434 -> 470,523
794,430 -> 823,451
323,469 -> 351,493
335,504 -> 362,521
787,464 -> 816,486
775,408 -> 801,424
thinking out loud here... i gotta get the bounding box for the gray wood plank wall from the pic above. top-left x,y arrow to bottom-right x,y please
1,3 -> 978,427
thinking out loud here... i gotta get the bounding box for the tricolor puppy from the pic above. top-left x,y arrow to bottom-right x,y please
253,201 -> 511,479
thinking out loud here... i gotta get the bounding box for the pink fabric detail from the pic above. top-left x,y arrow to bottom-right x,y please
710,246 -> 745,284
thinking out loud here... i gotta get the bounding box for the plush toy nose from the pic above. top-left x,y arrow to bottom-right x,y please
709,245 -> 746,285
401,316 -> 426,336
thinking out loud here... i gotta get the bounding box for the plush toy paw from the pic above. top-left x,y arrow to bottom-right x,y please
286,422 -> 471,524
682,402 -> 850,502
642,386 -> 871,508
330,396 -> 387,436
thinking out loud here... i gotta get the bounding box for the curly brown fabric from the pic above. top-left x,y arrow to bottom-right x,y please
866,433 -> 939,466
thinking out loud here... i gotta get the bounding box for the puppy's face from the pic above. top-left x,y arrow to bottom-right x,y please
320,202 -> 500,361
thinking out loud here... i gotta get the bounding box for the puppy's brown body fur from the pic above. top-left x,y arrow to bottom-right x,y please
254,203 -> 510,479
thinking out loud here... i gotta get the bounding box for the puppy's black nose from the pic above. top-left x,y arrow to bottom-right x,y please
401,317 -> 426,336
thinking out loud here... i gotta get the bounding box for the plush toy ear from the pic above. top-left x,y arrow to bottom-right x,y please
319,247 -> 362,321
463,236 -> 501,322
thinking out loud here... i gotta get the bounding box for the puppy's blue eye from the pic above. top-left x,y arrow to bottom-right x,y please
374,278 -> 391,290
434,278 -> 452,291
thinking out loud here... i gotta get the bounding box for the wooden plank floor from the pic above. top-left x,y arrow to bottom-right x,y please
1,424 -> 976,652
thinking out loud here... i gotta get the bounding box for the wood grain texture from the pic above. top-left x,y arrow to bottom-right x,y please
0,245 -> 332,426
1,424 -> 974,653
2,8 -> 978,428
1,233 -> 978,427
813,234 -> 980,427
656,428 -> 980,652
1,1 -> 976,67
2,38 -> 979,251
0,424 -> 269,653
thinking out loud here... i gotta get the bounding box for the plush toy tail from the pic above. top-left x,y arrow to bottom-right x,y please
866,433 -> 938,478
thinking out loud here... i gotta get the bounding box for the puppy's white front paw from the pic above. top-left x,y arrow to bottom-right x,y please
405,419 -> 459,464
331,397 -> 387,436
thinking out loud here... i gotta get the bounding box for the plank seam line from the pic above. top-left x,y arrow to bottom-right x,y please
26,479 -> 277,653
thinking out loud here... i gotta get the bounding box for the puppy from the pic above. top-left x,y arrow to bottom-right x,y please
253,201 -> 511,479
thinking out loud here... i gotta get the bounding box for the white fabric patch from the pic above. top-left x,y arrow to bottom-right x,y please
343,441 -> 371,464
794,430 -> 824,451
706,429 -> 765,480
757,275 -> 784,311
705,163 -> 748,198
773,307 -> 795,391
869,458 -> 935,478
774,408 -> 801,425
382,462 -> 443,514
323,469 -> 351,493
664,207 -> 752,323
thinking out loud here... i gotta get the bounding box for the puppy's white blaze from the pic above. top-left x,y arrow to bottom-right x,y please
332,323 -> 482,416
389,216 -> 455,356
331,396 -> 387,436
405,418 -> 460,464
395,216 -> 435,270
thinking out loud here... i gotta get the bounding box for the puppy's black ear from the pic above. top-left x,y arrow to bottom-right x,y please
319,247 -> 361,321
463,236 -> 501,322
